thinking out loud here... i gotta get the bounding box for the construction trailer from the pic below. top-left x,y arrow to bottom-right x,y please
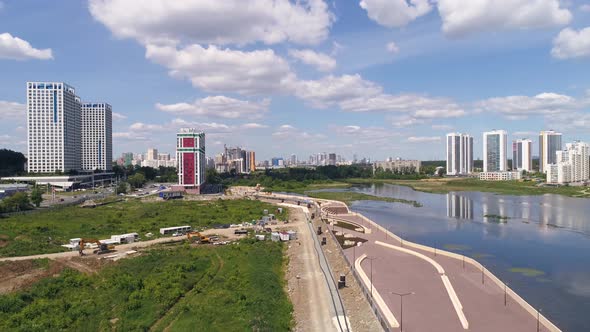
159,191 -> 184,200
160,225 -> 192,235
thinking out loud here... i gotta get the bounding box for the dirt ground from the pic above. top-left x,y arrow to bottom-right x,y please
282,205 -> 339,332
0,256 -> 109,294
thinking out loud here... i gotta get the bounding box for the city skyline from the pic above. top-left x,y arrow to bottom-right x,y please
1,1 -> 590,160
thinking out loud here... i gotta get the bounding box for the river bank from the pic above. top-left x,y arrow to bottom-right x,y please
345,178 -> 590,198
317,198 -> 561,332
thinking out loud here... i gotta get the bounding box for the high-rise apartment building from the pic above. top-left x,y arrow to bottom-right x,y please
446,133 -> 473,175
248,151 -> 256,172
512,139 -> 532,172
147,148 -> 158,161
81,103 -> 112,171
539,130 -> 562,173
176,129 -> 205,191
27,82 -> 82,173
483,130 -> 508,172
547,141 -> 589,184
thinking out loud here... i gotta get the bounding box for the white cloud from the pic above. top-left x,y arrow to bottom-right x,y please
156,96 -> 270,119
146,44 -> 294,95
437,0 -> 572,37
112,112 -> 127,120
475,92 -> 587,119
241,123 -> 269,129
512,131 -> 537,137
386,41 -> 399,54
89,0 -> 333,46
359,0 -> 432,28
580,4 -> 590,12
288,49 -> 336,72
0,100 -> 25,119
272,124 -> 324,140
431,124 -> 453,131
551,27 -> 590,59
407,136 -> 441,143
293,74 -> 382,108
0,33 -> 53,60
332,125 -> 401,145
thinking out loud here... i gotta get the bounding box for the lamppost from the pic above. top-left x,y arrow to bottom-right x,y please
390,291 -> 415,332
504,281 -> 508,306
366,256 -> 378,302
537,308 -> 542,332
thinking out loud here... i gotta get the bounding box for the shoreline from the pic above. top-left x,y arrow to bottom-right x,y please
314,196 -> 561,332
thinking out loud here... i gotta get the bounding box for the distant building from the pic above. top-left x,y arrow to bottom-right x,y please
546,141 -> 589,184
176,129 -> 205,192
121,152 -> 133,167
247,151 -> 256,172
446,133 -> 473,175
271,157 -> 284,167
328,153 -> 336,166
479,171 -> 521,181
483,130 -> 508,172
27,82 -> 82,173
81,103 -> 112,171
512,139 -> 532,172
373,160 -> 421,174
539,130 -> 562,173
147,148 -> 158,161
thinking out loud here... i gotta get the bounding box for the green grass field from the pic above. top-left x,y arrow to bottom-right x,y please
0,241 -> 292,331
0,199 -> 287,257
307,191 -> 422,207
346,178 -> 590,198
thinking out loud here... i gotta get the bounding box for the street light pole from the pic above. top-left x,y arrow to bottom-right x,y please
366,256 -> 378,302
504,281 -> 508,306
390,291 -> 415,332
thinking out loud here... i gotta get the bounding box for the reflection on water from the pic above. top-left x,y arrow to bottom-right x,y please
446,193 -> 473,219
343,183 -> 590,332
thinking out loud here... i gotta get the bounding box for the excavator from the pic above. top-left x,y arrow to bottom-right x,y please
186,232 -> 211,244
78,238 -> 114,256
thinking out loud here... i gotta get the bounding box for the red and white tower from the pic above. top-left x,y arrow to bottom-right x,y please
176,128 -> 205,193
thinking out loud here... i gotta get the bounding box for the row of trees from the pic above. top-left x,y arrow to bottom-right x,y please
111,164 -> 177,183
0,187 -> 43,214
0,149 -> 26,177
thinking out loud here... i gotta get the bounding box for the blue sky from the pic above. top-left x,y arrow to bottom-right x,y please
1,0 -> 589,162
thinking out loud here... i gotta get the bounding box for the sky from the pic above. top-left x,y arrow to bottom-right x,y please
0,0 -> 589,162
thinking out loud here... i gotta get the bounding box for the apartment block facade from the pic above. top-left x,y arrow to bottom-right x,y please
81,103 -> 112,171
446,133 -> 473,175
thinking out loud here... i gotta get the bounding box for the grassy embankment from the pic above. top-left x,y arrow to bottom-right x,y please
346,177 -> 590,198
0,241 -> 292,331
0,199 -> 287,257
307,191 -> 422,207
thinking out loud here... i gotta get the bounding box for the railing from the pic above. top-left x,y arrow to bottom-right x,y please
321,211 -> 392,332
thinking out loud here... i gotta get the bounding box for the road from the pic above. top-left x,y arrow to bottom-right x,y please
276,203 -> 342,332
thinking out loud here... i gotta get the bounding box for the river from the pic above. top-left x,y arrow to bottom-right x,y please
324,183 -> 590,331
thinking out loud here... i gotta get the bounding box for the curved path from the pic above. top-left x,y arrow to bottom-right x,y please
322,200 -> 560,332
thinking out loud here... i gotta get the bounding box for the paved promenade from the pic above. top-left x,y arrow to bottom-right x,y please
322,200 -> 560,332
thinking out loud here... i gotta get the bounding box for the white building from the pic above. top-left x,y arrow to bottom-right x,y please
446,133 -> 473,175
512,139 -> 532,172
539,130 -> 562,173
374,160 -> 421,174
27,82 -> 81,173
479,171 -> 522,181
176,128 -> 205,192
81,103 -> 112,171
147,148 -> 158,161
483,130 -> 508,172
547,141 -> 589,184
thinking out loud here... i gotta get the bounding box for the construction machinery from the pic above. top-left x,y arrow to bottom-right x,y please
78,238 -> 114,256
186,232 -> 210,244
